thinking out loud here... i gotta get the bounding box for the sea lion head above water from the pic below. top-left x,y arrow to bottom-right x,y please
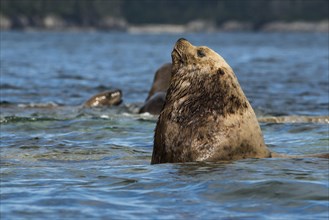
171,38 -> 229,75
83,89 -> 122,108
151,38 -> 271,164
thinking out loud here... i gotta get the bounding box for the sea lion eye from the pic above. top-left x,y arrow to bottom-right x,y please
197,49 -> 206,58
217,68 -> 225,75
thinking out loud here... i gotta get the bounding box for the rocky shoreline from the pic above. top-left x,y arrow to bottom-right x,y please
1,14 -> 328,33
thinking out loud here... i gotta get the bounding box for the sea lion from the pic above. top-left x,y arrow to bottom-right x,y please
139,91 -> 166,115
139,63 -> 172,114
151,39 -> 329,164
145,63 -> 172,101
83,89 -> 122,108
152,38 -> 271,164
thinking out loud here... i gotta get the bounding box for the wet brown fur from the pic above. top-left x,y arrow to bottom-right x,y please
84,89 -> 122,108
139,63 -> 172,114
146,63 -> 172,101
152,39 -> 271,164
151,39 -> 328,164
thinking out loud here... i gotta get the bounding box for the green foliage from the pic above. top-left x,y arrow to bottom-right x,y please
1,0 -> 328,26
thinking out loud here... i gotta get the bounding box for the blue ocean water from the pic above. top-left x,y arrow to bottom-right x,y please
0,31 -> 328,219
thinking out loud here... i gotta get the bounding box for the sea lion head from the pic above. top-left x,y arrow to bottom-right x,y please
167,38 -> 247,118
171,38 -> 230,76
84,89 -> 122,108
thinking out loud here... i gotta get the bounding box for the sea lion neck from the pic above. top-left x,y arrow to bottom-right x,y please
166,67 -> 249,123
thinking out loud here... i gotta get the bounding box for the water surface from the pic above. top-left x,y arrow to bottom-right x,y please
1,31 -> 328,219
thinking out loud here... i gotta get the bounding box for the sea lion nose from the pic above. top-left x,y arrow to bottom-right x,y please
177,38 -> 188,43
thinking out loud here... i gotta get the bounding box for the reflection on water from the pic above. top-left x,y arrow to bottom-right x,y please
0,31 -> 328,219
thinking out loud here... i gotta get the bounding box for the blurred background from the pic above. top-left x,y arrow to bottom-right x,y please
1,0 -> 328,32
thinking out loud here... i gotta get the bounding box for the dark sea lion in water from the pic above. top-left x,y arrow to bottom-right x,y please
83,89 -> 122,108
151,39 -> 328,164
139,92 -> 166,115
139,63 -> 172,114
83,63 -> 170,113
145,63 -> 172,101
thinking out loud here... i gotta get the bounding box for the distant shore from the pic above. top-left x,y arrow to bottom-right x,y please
128,20 -> 329,33
1,14 -> 328,33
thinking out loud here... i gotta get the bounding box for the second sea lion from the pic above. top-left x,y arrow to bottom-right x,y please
83,89 -> 122,108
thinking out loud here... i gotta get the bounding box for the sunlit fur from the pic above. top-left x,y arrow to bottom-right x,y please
152,39 -> 271,164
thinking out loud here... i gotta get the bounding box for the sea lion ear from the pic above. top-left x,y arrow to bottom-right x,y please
217,68 -> 225,76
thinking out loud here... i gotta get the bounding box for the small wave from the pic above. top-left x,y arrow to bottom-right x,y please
121,112 -> 158,122
137,112 -> 158,121
123,103 -> 143,114
252,57 -> 281,63
225,179 -> 329,200
94,84 -> 115,90
56,73 -> 86,80
17,102 -> 60,108
0,101 -> 13,106
100,114 -> 111,119
0,83 -> 22,90
258,116 -> 329,124
0,116 -> 61,124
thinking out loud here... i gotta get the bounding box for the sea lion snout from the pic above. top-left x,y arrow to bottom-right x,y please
107,90 -> 122,104
171,48 -> 182,73
109,90 -> 122,99
172,39 -> 192,72
176,38 -> 188,44
173,38 -> 191,52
